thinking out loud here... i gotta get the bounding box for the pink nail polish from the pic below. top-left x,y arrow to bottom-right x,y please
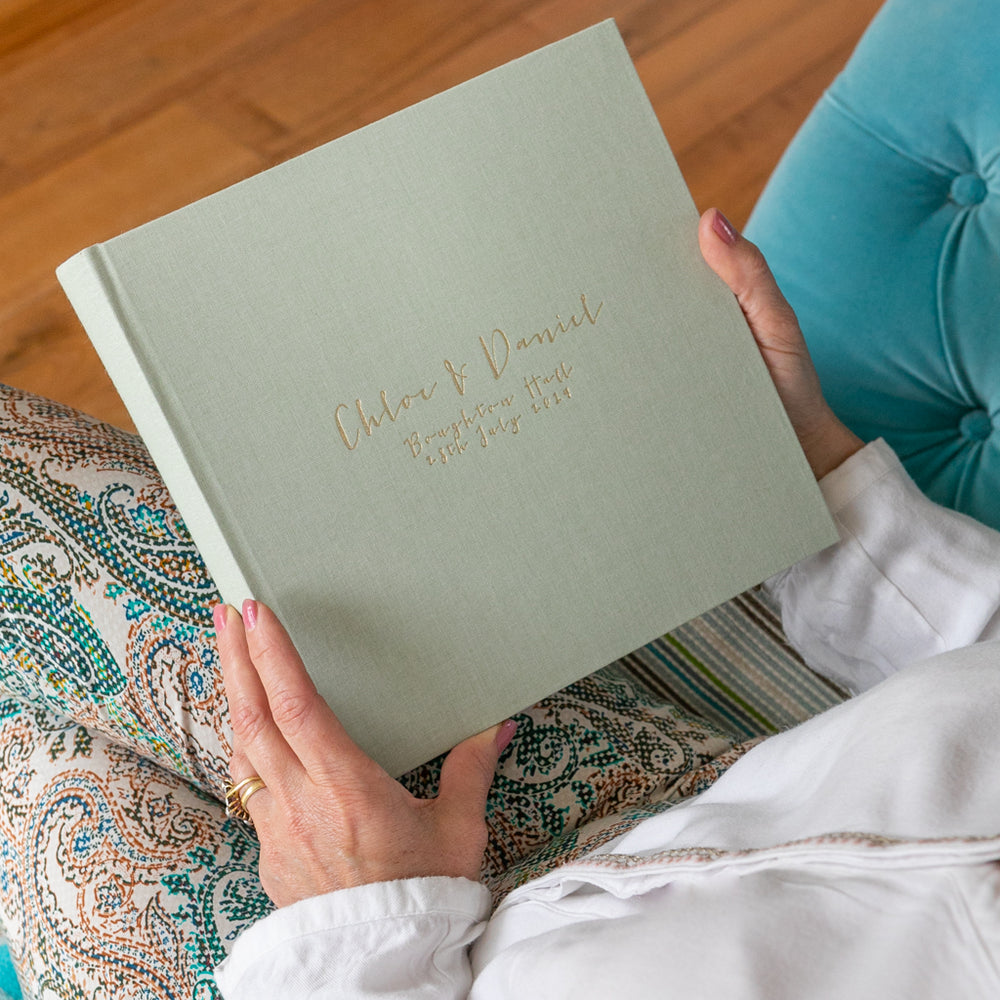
212,604 -> 227,634
496,719 -> 518,753
242,599 -> 258,631
712,210 -> 740,246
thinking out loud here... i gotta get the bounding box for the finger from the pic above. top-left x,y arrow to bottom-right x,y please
215,602 -> 304,788
697,208 -> 863,479
228,749 -> 257,784
697,208 -> 804,357
227,749 -> 274,826
241,600 -> 372,779
437,720 -> 516,832
697,208 -> 821,414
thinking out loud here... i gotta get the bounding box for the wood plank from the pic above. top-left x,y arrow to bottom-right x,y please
0,0 -> 885,429
0,0 -> 317,179
639,0 -> 883,155
524,0 -> 731,56
188,0 -> 544,159
0,288 -> 133,431
0,0 -> 121,64
0,103 -> 264,308
0,103 -> 262,427
679,41 -> 863,226
247,15 -> 553,162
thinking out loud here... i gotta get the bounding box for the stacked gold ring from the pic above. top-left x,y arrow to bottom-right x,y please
225,775 -> 267,823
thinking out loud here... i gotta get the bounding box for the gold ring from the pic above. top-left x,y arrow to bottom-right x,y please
225,775 -> 267,823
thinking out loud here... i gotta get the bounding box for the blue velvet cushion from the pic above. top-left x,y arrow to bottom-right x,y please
746,0 -> 1000,529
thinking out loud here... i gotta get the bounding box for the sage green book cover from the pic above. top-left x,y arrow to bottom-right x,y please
57,21 -> 836,776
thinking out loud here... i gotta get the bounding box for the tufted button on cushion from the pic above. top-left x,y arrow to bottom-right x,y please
950,172 -> 988,207
959,408 -> 994,442
747,0 -> 1000,530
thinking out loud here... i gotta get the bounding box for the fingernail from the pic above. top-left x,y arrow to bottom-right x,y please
242,599 -> 258,631
496,719 -> 518,754
212,603 -> 228,634
712,209 -> 740,246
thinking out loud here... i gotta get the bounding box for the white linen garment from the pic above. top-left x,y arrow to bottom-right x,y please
215,440 -> 1000,998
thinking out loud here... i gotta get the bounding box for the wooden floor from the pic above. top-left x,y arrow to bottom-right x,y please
0,0 -> 884,432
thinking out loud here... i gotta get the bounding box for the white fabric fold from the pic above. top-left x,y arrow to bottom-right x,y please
215,876 -> 491,998
767,439 -> 1000,692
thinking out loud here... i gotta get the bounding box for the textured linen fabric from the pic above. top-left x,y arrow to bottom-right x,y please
215,440 -> 1000,998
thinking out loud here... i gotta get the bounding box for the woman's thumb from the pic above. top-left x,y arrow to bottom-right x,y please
437,719 -> 517,815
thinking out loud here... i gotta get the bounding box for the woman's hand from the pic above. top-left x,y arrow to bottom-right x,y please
215,600 -> 515,908
698,208 -> 863,479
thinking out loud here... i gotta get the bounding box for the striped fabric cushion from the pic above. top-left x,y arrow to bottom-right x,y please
627,590 -> 846,740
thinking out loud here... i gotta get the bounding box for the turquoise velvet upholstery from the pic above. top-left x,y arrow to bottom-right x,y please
746,0 -> 1000,529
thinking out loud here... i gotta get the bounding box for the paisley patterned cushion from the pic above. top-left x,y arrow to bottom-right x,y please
0,385 -> 833,998
0,389 -> 229,795
0,698 -> 262,1000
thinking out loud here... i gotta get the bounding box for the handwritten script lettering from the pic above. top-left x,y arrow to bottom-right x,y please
336,383 -> 438,451
336,291 -> 602,457
480,294 -> 603,381
404,397 -> 518,466
443,359 -> 469,395
406,362 -> 576,467
478,329 -> 510,381
514,294 -> 603,351
523,361 -> 572,398
478,414 -> 521,448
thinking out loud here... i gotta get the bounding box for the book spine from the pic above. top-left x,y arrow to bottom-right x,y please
55,246 -> 254,606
